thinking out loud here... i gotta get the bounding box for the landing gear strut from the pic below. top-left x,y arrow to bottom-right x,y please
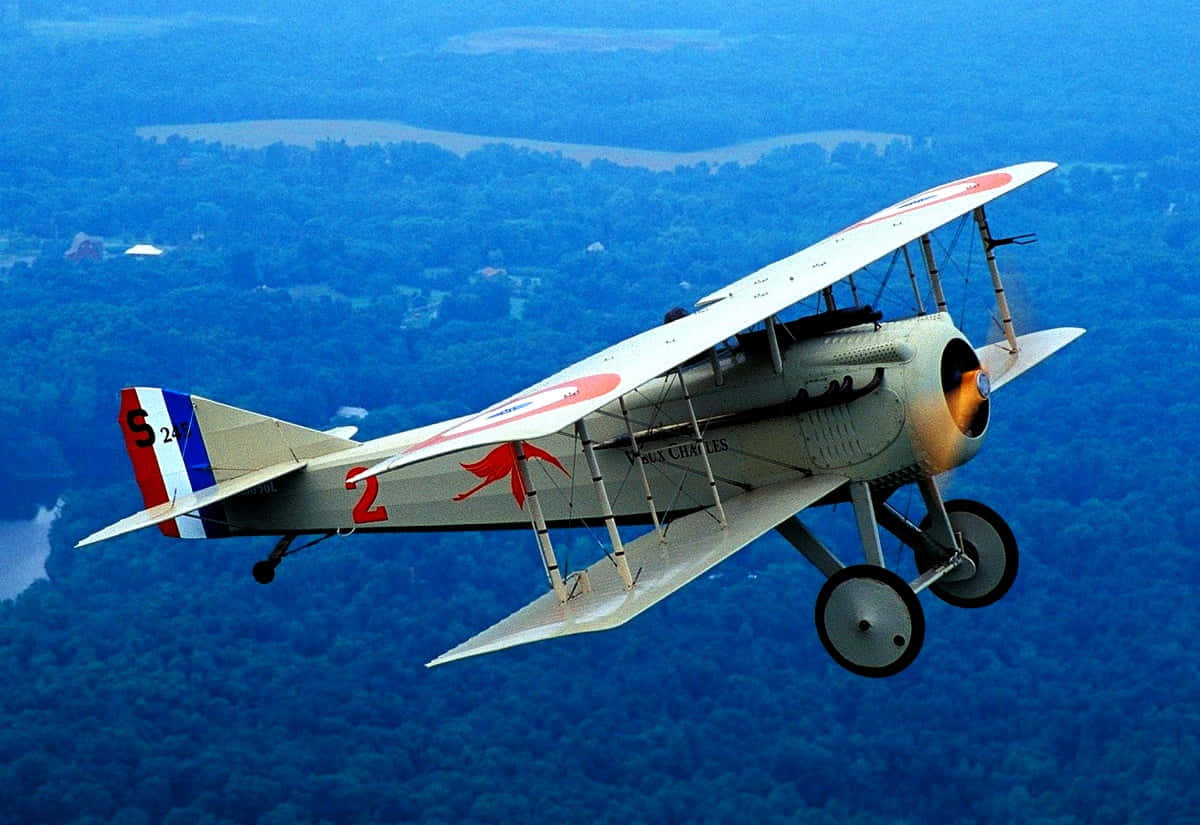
777,479 -> 1017,678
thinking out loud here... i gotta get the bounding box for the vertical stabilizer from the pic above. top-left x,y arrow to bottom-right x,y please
120,388 -> 229,538
117,387 -> 358,540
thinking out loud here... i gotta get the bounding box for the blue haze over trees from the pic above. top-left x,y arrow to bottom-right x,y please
0,0 -> 1198,822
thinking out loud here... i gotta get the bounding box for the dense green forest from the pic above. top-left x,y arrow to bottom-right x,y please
2,2 -> 1199,823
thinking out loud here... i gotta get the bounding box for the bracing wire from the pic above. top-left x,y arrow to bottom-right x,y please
870,249 -> 902,307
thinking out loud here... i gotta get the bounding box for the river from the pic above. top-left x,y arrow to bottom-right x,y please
0,500 -> 60,601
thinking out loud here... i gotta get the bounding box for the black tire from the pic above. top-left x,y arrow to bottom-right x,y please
917,499 -> 1018,608
815,565 -> 925,678
252,560 -> 276,584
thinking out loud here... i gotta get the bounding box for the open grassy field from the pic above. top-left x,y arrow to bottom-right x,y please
26,14 -> 262,41
442,27 -> 736,54
137,119 -> 909,170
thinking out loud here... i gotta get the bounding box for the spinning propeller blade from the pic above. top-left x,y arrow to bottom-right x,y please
945,367 -> 990,437
911,339 -> 991,475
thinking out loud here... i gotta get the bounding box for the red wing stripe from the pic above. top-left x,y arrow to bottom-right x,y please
841,172 -> 1013,233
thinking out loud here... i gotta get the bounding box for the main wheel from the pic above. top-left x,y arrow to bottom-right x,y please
917,499 -> 1017,608
815,565 -> 925,678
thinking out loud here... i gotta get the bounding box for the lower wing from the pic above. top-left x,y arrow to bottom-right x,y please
427,473 -> 847,666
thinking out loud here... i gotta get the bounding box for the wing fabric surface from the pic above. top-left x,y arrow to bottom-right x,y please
427,473 -> 847,666
976,327 -> 1085,392
352,162 -> 1057,483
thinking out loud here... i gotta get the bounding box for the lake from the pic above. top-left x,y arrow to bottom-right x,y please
0,500 -> 60,601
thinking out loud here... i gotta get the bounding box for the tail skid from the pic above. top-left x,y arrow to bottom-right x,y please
77,388 -> 357,547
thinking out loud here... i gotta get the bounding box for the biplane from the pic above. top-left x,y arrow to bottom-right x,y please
79,161 -> 1084,677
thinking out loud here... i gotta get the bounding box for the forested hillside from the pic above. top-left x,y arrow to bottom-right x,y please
2,1 -> 1192,161
2,2 -> 1198,823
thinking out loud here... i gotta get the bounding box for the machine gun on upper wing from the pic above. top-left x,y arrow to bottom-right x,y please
79,162 -> 1083,677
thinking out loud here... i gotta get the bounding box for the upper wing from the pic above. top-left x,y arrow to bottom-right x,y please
427,473 -> 847,666
352,161 -> 1057,482
693,161 -> 1056,307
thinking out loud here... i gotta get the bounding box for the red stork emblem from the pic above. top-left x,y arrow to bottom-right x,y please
453,442 -> 569,508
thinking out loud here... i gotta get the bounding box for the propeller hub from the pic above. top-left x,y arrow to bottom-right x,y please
941,339 -> 990,438
975,369 -> 991,400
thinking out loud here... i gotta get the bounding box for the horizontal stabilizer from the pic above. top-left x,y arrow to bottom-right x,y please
428,473 -> 846,666
76,460 -> 307,547
976,327 -> 1085,392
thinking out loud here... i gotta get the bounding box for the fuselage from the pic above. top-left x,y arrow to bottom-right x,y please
222,312 -> 988,535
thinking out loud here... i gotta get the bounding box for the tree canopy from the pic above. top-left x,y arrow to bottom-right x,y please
1,3 -> 1197,823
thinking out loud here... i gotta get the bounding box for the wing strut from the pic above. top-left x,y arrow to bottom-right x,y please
708,349 -> 725,386
678,367 -> 727,527
765,315 -> 784,375
576,418 -> 635,590
619,397 -> 666,543
513,441 -> 569,603
919,234 -> 948,314
973,206 -> 1020,354
901,245 -> 926,315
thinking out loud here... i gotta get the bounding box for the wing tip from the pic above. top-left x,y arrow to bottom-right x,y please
74,523 -> 130,549
1013,159 -> 1059,181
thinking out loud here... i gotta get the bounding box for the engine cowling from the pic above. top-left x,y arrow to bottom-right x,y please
769,312 -> 990,481
900,320 -> 991,476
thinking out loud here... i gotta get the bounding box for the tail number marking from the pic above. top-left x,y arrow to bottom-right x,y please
126,408 -> 155,447
124,408 -> 192,447
345,467 -> 389,524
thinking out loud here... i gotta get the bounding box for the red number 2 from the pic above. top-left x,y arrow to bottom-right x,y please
345,467 -> 389,524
